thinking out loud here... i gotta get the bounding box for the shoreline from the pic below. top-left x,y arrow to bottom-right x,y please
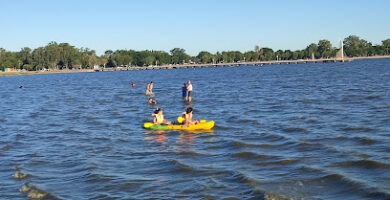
1,55 -> 390,77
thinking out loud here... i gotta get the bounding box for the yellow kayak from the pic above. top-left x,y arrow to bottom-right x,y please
143,120 -> 215,131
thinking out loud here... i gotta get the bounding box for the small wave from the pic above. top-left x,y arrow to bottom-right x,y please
341,95 -> 362,102
229,171 -> 261,186
282,127 -> 308,133
233,141 -> 262,148
307,119 -> 318,123
256,159 -> 299,166
261,134 -> 287,142
232,141 -> 288,149
366,95 -> 381,100
227,115 -> 239,123
302,99 -> 319,104
303,173 -> 390,199
176,151 -> 204,157
233,152 -> 277,160
13,167 -> 30,180
63,129 -> 82,134
48,123 -> 61,127
0,144 -> 11,152
306,173 -> 363,188
353,137 -> 377,145
98,99 -> 111,105
119,182 -> 141,190
86,173 -> 113,183
238,119 -> 261,125
169,159 -> 205,175
20,183 -> 59,200
329,160 -> 390,170
263,191 -> 293,200
341,127 -> 375,132
213,125 -> 232,130
84,115 -> 97,121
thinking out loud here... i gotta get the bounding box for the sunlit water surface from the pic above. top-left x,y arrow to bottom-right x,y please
1,59 -> 389,199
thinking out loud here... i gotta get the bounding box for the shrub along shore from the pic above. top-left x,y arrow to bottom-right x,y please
1,55 -> 390,77
0,35 -> 389,73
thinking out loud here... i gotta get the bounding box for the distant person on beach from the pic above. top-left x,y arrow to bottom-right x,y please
148,97 -> 157,105
182,107 -> 199,125
152,108 -> 171,125
186,80 -> 193,102
131,82 -> 136,87
182,83 -> 187,101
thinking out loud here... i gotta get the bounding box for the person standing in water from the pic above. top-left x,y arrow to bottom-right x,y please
146,82 -> 151,95
182,83 -> 187,101
149,81 -> 154,93
186,80 -> 193,102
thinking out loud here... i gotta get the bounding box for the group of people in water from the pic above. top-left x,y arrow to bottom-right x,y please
182,80 -> 193,102
144,80 -> 193,105
145,81 -> 157,105
131,80 -> 198,126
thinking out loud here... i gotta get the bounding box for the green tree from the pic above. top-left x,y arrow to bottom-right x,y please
344,35 -> 361,57
305,43 -> 318,59
197,51 -> 213,63
317,40 -> 333,58
170,48 -> 189,64
382,39 -> 390,55
18,47 -> 32,68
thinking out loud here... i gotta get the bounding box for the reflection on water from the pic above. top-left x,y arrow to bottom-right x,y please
1,58 -> 390,199
144,131 -> 168,146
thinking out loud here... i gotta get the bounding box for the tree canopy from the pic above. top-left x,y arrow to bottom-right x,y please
0,35 -> 389,71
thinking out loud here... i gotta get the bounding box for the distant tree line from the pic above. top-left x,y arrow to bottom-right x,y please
0,35 -> 389,71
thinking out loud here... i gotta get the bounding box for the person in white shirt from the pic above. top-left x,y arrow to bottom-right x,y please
186,80 -> 193,102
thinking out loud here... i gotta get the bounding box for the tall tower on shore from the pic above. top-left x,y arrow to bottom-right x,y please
341,39 -> 344,62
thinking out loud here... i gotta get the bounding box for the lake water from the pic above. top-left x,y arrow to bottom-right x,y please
1,58 -> 389,199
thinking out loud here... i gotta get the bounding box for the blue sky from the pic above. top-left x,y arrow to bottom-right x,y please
0,0 -> 389,55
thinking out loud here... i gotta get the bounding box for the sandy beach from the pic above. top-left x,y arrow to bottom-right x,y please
0,69 -> 95,76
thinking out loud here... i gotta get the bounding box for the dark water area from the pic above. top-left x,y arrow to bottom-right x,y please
1,58 -> 389,199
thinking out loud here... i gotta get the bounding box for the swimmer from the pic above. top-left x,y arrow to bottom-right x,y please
148,97 -> 157,105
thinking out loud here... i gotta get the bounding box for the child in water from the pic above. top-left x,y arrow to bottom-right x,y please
148,97 -> 157,105
182,107 -> 199,125
152,108 -> 171,125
